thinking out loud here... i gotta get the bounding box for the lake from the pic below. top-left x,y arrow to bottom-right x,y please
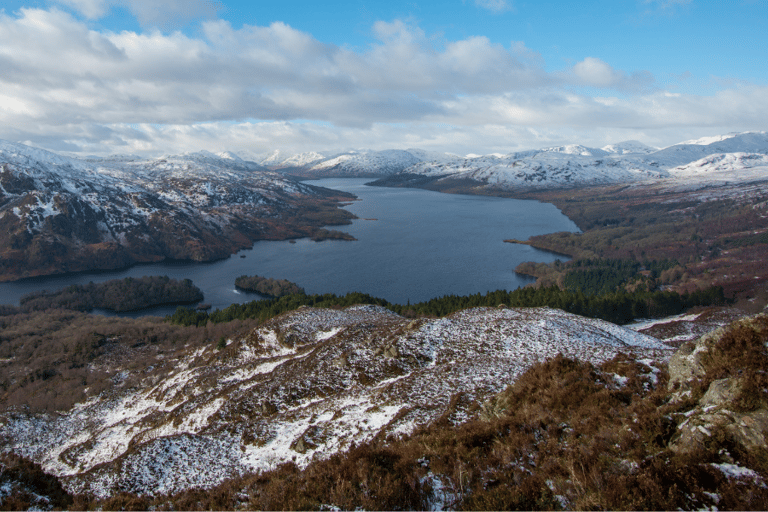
0,178 -> 579,316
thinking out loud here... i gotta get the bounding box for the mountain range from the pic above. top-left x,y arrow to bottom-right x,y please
262,131 -> 768,191
2,131 -> 766,282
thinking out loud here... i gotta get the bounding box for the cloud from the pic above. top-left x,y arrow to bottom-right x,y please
0,7 -> 764,156
572,57 -> 655,92
54,0 -> 219,27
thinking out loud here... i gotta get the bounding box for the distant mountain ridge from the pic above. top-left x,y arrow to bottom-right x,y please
261,131 -> 768,191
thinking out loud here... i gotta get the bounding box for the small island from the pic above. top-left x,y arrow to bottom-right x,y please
234,275 -> 305,298
311,228 -> 357,242
19,275 -> 204,313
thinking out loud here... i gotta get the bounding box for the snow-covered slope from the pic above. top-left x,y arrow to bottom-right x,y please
266,148 -> 461,177
388,151 -> 668,189
0,304 -> 670,497
602,140 -> 658,155
0,141 -> 352,281
375,131 -> 768,191
651,131 -> 768,167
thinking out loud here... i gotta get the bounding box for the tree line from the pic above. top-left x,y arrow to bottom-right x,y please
167,284 -> 727,328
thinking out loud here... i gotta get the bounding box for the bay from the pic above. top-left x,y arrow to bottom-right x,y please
0,178 -> 579,316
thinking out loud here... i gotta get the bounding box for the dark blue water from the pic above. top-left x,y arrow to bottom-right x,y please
0,178 -> 579,316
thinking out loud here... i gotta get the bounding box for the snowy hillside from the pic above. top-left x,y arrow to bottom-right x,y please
602,140 -> 658,155
252,131 -> 767,188
373,131 -> 768,191
0,304 -> 670,497
0,141 -> 353,281
265,148 -> 460,177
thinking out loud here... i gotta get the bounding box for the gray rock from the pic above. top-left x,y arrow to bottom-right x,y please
671,406 -> 768,454
667,329 -> 721,391
700,378 -> 742,408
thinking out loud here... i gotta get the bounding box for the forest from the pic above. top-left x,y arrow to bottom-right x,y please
17,275 -> 203,313
234,275 -> 305,297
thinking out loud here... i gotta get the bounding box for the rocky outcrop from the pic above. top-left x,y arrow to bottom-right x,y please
667,313 -> 768,454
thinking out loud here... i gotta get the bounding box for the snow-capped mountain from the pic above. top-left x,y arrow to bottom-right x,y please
601,140 -> 658,155
259,149 -> 327,168
265,148 -> 460,177
0,304 -> 670,497
258,132 -> 766,187
0,141 -> 353,281
374,131 -> 768,191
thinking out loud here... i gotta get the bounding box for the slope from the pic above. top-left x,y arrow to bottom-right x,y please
0,304 -> 669,498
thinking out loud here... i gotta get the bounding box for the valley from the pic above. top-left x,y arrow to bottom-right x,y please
1,131 -> 767,510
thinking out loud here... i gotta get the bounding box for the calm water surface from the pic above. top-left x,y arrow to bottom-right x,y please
0,178 -> 579,315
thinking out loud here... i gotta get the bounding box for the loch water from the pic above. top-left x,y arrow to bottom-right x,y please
0,178 -> 579,316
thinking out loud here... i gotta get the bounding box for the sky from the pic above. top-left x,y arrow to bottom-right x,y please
0,0 -> 766,158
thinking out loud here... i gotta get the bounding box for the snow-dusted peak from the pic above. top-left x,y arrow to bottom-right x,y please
649,131 -> 768,168
216,151 -> 244,162
663,131 -> 768,152
260,150 -> 327,168
677,132 -> 748,146
602,140 -> 658,155
541,144 -> 609,157
403,148 -> 461,163
0,139 -> 90,172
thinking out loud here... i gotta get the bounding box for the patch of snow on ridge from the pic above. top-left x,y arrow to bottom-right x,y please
670,152 -> 768,175
678,133 -> 746,146
602,140 -> 658,155
1,304 -> 671,497
541,144 -> 609,157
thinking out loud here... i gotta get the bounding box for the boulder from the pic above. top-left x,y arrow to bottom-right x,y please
667,328 -> 723,391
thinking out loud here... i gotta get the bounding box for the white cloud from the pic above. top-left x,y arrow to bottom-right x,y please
573,57 -> 617,87
0,7 -> 764,157
572,57 -> 655,93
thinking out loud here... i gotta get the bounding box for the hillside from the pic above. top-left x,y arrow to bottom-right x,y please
0,304 -> 669,498
263,148 -> 459,178
258,131 -> 768,191
0,141 -> 355,281
370,131 -> 768,191
3,308 -> 767,510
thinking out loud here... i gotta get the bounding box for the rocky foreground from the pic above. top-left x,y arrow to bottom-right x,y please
1,307 -> 768,510
1,305 -> 669,498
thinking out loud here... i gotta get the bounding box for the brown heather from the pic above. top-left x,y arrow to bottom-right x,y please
0,309 -> 257,412
3,312 -> 768,510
